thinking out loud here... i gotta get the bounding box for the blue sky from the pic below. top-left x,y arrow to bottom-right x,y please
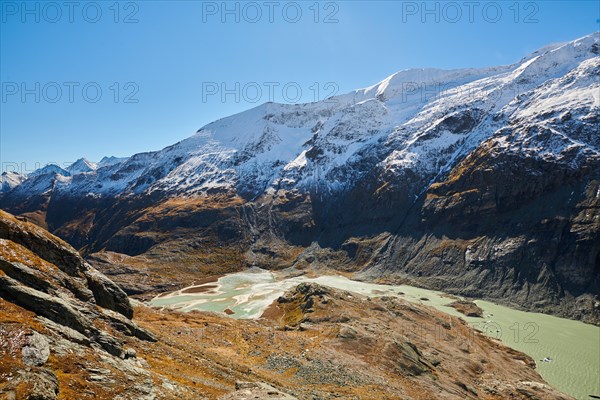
1,0 -> 598,172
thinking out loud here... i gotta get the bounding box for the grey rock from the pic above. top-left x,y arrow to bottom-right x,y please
101,308 -> 157,342
22,331 -> 50,366
0,212 -> 133,318
0,274 -> 91,334
16,368 -> 59,400
0,214 -> 85,277
391,341 -> 434,376
124,347 -> 137,359
84,265 -> 133,319
338,325 -> 357,340
37,317 -> 91,347
0,258 -> 52,293
93,331 -> 124,357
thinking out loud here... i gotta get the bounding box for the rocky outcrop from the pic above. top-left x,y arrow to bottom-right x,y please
0,273 -> 92,335
84,267 -> 133,318
386,340 -> 435,376
448,300 -> 484,317
0,211 -> 155,343
0,210 -> 156,399
0,209 -> 133,318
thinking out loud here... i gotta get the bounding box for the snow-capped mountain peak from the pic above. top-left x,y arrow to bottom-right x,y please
28,164 -> 70,179
0,171 -> 26,193
98,156 -> 128,168
67,158 -> 98,175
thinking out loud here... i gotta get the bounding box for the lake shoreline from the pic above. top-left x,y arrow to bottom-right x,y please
150,269 -> 600,399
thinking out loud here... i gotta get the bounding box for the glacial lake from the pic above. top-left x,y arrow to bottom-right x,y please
150,269 -> 600,400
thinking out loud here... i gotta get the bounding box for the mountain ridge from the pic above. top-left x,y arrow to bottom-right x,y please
1,32 -> 598,324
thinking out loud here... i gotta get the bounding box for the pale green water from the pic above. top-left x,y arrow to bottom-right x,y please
150,269 -> 600,399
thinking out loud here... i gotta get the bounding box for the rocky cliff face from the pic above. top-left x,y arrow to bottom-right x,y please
1,33 -> 598,324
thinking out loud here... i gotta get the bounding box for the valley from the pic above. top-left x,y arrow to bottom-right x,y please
1,32 -> 599,400
2,34 -> 599,326
2,202 -> 594,398
0,209 -> 581,399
